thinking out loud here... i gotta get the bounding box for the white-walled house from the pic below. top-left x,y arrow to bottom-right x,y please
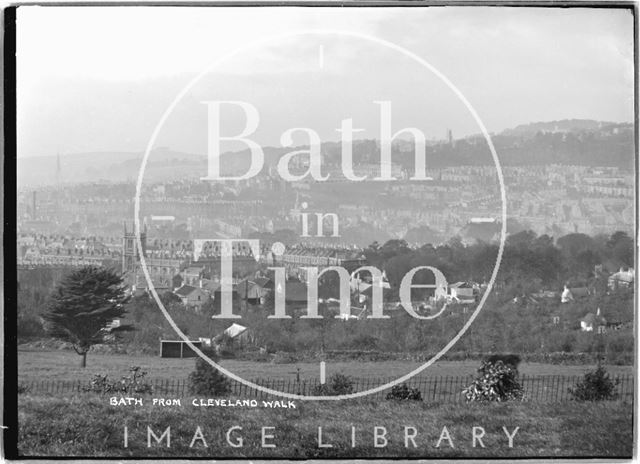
580,308 -> 607,333
448,282 -> 476,302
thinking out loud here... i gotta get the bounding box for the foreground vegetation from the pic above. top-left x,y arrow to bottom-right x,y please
18,349 -> 633,383
17,394 -> 632,458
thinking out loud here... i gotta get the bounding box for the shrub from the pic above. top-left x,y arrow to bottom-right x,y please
312,373 -> 354,396
569,365 -> 620,401
342,334 -> 379,350
83,366 -> 153,394
188,349 -> 231,396
385,383 -> 422,401
485,354 -> 521,373
215,333 -> 236,358
18,384 -> 31,394
463,360 -> 525,402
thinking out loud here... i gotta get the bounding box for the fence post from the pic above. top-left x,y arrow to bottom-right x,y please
443,376 -> 449,403
558,376 -> 563,401
453,377 -> 458,403
558,375 -> 563,402
452,376 -> 457,404
432,377 -> 437,402
538,377 -> 542,401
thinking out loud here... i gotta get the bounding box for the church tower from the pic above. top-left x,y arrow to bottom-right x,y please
122,222 -> 147,274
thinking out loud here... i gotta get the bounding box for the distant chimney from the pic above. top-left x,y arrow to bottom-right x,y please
31,191 -> 37,219
596,307 -> 601,316
199,278 -> 203,288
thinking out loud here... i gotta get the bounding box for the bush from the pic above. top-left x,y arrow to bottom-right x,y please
18,384 -> 31,394
215,333 -> 236,358
83,366 -> 153,394
312,373 -> 354,396
341,334 -> 379,350
385,383 -> 422,401
463,360 -> 525,402
485,354 -> 521,372
569,365 -> 620,401
188,349 -> 231,396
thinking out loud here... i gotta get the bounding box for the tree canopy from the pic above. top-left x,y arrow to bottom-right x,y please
43,266 -> 132,367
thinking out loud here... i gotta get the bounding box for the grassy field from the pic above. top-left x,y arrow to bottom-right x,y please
17,349 -> 633,383
15,393 -> 633,458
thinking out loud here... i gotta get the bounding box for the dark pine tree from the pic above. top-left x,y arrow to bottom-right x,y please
43,266 -> 132,367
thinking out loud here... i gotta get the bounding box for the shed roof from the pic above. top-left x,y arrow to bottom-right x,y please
569,287 -> 590,298
224,323 -> 248,339
174,285 -> 198,297
581,313 -> 607,325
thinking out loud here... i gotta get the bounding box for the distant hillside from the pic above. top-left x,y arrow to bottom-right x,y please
17,120 -> 635,187
501,119 -> 621,137
17,149 -> 206,187
435,120 -> 634,169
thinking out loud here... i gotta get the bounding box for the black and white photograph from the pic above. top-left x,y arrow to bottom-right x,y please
4,2 -> 637,460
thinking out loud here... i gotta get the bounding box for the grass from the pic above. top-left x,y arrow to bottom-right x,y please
16,393 -> 633,458
17,349 -> 633,383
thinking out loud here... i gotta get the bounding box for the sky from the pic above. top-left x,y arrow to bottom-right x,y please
16,6 -> 635,157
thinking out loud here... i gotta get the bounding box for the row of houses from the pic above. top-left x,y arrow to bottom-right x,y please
172,276 -> 315,312
514,267 -> 635,306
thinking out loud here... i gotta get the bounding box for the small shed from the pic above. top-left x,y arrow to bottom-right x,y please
561,286 -> 591,303
580,309 -> 607,333
224,323 -> 249,340
236,279 -> 263,304
174,284 -> 210,310
160,340 -> 203,358
608,268 -> 634,290
449,282 -> 476,302
217,323 -> 250,348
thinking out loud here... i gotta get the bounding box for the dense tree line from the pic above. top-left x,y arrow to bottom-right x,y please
17,230 -> 634,362
364,230 -> 633,293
